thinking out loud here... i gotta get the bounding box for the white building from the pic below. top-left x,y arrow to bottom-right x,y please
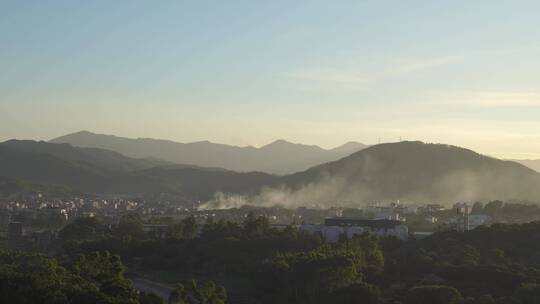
424,216 -> 438,224
366,206 -> 400,220
300,218 -> 408,242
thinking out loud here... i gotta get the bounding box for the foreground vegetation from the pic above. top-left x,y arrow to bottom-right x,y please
4,214 -> 540,303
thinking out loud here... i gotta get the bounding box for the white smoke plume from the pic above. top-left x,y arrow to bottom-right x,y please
198,177 -> 375,210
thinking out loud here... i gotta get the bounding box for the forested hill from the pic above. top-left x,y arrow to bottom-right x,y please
0,176 -> 74,197
0,140 -> 275,198
1,140 -> 169,173
278,141 -> 540,203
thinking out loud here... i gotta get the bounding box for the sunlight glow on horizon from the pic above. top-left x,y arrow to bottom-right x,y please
1,1 -> 540,159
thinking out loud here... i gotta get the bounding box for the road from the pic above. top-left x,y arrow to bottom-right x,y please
131,277 -> 175,301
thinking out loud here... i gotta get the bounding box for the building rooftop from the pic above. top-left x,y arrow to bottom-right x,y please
324,217 -> 403,229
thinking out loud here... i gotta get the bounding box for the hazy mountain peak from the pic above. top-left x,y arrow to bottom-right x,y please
60,130 -> 101,138
331,141 -> 368,152
272,139 -> 289,144
50,131 -> 369,174
261,139 -> 320,150
263,139 -> 295,146
73,130 -> 93,135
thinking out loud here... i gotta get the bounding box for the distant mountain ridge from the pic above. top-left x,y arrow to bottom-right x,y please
50,131 -> 368,174
2,139 -> 540,205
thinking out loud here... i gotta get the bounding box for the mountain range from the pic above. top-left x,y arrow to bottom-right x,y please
0,140 -> 272,199
1,139 -> 540,205
50,131 -> 368,175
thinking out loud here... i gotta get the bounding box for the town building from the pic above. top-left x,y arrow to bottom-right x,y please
450,203 -> 469,232
366,204 -> 401,221
300,217 -> 408,242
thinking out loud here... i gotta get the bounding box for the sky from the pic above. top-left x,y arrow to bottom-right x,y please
1,0 -> 540,159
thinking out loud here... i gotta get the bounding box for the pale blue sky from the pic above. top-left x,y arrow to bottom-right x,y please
1,1 -> 540,158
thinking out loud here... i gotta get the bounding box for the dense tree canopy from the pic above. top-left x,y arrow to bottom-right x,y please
27,212 -> 540,304
169,280 -> 226,304
257,234 -> 383,304
0,250 -> 138,304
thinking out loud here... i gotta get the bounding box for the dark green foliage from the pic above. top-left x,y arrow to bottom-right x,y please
342,233 -> 385,279
330,282 -> 380,304
435,265 -> 526,297
59,216 -> 107,241
64,216 -> 322,277
139,292 -> 165,304
267,248 -> 361,293
381,221 -> 540,303
515,283 -> 540,304
169,215 -> 197,239
115,214 -> 145,239
476,295 -> 496,304
258,235 -> 384,304
71,251 -> 138,302
0,250 -> 138,304
405,285 -> 462,304
169,280 -> 226,304
57,216 -> 540,304
494,297 -> 521,304
243,212 -> 271,238
424,221 -> 540,266
462,294 -> 496,304
34,210 -> 67,229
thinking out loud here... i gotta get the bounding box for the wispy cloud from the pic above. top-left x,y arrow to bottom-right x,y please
287,67 -> 369,88
391,56 -> 462,75
441,91 -> 540,107
286,55 -> 460,91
